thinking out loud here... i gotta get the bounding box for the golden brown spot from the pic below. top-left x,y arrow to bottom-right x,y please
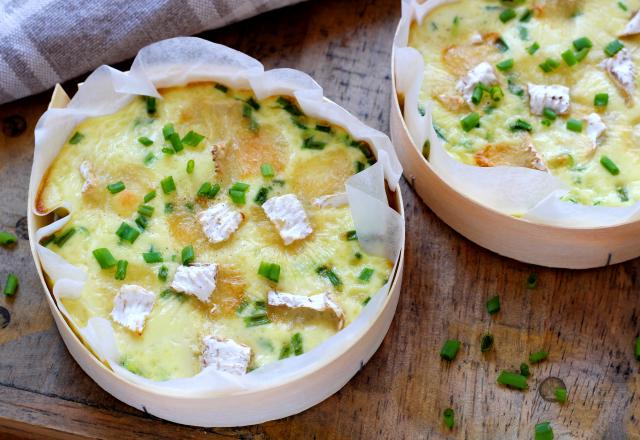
290,148 -> 355,200
442,43 -> 497,76
167,211 -> 203,248
110,190 -> 140,218
209,265 -> 246,316
475,141 -> 546,171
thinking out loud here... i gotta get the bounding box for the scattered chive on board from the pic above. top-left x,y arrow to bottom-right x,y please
486,295 -> 501,315
440,339 -> 461,361
520,363 -> 530,377
480,333 -> 494,352
497,371 -> 528,390
529,350 -> 548,364
534,422 -> 554,440
443,408 -> 455,429
0,231 -> 17,246
3,273 -> 18,296
555,387 -> 567,404
526,273 -> 538,289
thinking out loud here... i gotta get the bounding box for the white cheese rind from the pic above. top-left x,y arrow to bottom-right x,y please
585,113 -> 606,146
600,48 -> 636,99
110,285 -> 155,334
262,194 -> 313,245
197,202 -> 243,244
202,336 -> 251,375
527,84 -> 571,116
170,264 -> 218,303
79,160 -> 95,193
267,290 -> 345,329
456,62 -> 498,105
620,11 -> 640,36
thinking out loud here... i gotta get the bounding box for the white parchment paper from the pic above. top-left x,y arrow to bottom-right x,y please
395,0 -> 640,227
31,37 -> 404,396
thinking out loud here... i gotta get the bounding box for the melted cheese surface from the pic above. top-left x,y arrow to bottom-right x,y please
38,83 -> 392,380
409,0 -> 640,206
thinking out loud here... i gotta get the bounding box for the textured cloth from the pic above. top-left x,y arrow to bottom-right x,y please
0,0 -> 303,105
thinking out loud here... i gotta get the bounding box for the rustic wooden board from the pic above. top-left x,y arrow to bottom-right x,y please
0,0 -> 639,438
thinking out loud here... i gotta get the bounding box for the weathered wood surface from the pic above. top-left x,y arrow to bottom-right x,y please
0,0 -> 639,438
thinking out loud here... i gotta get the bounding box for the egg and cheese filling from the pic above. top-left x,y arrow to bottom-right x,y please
409,0 -> 640,206
37,83 -> 393,380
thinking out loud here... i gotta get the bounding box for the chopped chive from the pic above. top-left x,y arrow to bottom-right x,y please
520,8 -> 533,22
600,155 -> 620,175
555,387 -> 567,403
145,96 -> 156,115
54,227 -> 76,247
566,118 -> 583,133
573,37 -> 593,51
254,187 -> 269,205
440,339 -> 461,361
246,96 -> 260,111
543,107 -> 557,121
508,79 -> 525,97
137,204 -> 154,217
574,47 -> 590,62
258,261 -> 281,283
164,203 -> 174,214
539,58 -> 560,73
208,183 -> 220,198
461,112 -> 480,132
277,96 -> 303,116
490,85 -> 504,101
494,36 -> 509,52
561,49 -> 577,66
526,42 -> 540,55
143,152 -> 156,166
181,245 -> 195,265
497,371 -> 528,390
279,343 -> 292,359
594,93 -> 609,108
358,267 -> 374,282
186,159 -> 195,174
618,186 -> 629,202
541,119 -> 552,127
486,295 -> 501,315
471,85 -> 484,105
138,136 -> 154,146
499,8 -> 517,22
3,273 -> 18,296
40,234 -> 56,247
69,132 -> 84,144
229,189 -> 246,204
244,314 -> 271,327
302,136 -> 327,150
158,265 -> 169,281
242,103 -> 259,132
535,422 -> 554,440
510,118 -> 533,132
93,248 -> 117,269
317,265 -> 342,288
185,201 -> 195,212
115,260 -> 128,280
496,58 -> 514,71
480,333 -> 494,352
529,350 -> 548,364
214,83 -> 228,93
604,40 -> 624,57
135,215 -> 148,231
162,123 -> 175,140
106,181 -> 125,194
143,251 -> 163,264
162,147 -> 174,155
362,296 -> 371,306
181,130 -> 204,147
518,25 -> 528,41
443,408 -> 455,429
619,1 -> 628,11
144,191 -> 156,203
315,124 -> 332,133
291,332 -> 303,355
197,182 -> 212,198
231,182 -> 249,192
291,116 -> 308,130
345,230 -> 358,241
116,222 -> 140,244
526,272 -> 538,289
635,336 -> 640,361
261,163 -> 275,178
160,176 -> 176,194
520,362 -> 530,377
168,132 -> 183,153
0,231 -> 17,246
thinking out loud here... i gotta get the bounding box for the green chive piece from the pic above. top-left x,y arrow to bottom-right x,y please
138,136 -> 154,146
107,181 -> 125,194
574,47 -> 590,62
197,182 -> 212,198
302,136 -> 327,150
635,336 -> 640,361
604,40 -> 624,57
346,230 -> 358,241
566,118 -> 583,133
440,339 -> 461,361
158,265 -> 169,281
594,93 -> 609,108
526,273 -> 538,289
162,123 -> 175,140
291,332 -> 304,355
229,182 -> 249,204
496,58 -> 514,72
486,295 -> 501,315
520,363 -> 530,377
619,1 -> 628,11
214,83 -> 228,93
529,350 -> 549,364
618,186 -> 629,202
246,96 -> 260,111
600,155 -> 620,175
182,130 -> 204,147
527,42 -> 540,55
54,227 -> 76,247
539,58 -> 560,73
69,132 -> 84,144
543,107 -> 557,121
115,260 -> 128,280
143,251 -> 163,264
277,96 -> 303,116
279,343 -> 292,359
162,147 -> 175,155
520,9 -> 533,22
315,124 -> 332,133
143,152 -> 156,166
160,176 -> 176,194
208,183 -> 220,198
135,215 -> 148,231
497,371 -> 528,390
541,119 -> 552,127
137,204 -> 154,217
144,191 -> 156,203
0,231 -> 17,246
358,267 -> 374,282
145,96 -> 156,115
254,187 -> 269,205
471,85 -> 484,105
3,273 -> 18,296
555,387 -> 567,404
499,8 -> 517,22
261,163 -> 275,178
181,245 -> 195,265
93,248 -> 117,269
534,422 -> 554,440
573,37 -> 593,51
186,159 -> 195,174
480,333 -> 494,352
244,312 -> 271,327
168,132 -> 183,153
461,112 -> 480,132
231,182 -> 249,192
317,265 -> 342,288
164,203 -> 174,214
490,86 -> 504,101
258,261 -> 281,283
362,296 -> 371,306
242,103 -> 259,132
510,118 -> 533,132
116,222 -> 140,244
443,408 -> 455,429
561,49 -> 577,66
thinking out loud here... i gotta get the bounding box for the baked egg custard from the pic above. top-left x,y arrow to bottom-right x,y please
36,83 -> 393,380
409,0 -> 640,206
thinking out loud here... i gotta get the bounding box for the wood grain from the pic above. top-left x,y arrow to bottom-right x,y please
0,0 -> 639,438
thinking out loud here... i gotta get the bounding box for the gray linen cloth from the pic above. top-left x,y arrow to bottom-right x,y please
0,0 -> 303,105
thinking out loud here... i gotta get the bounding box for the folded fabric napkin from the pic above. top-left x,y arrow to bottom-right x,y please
0,0 -> 303,105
